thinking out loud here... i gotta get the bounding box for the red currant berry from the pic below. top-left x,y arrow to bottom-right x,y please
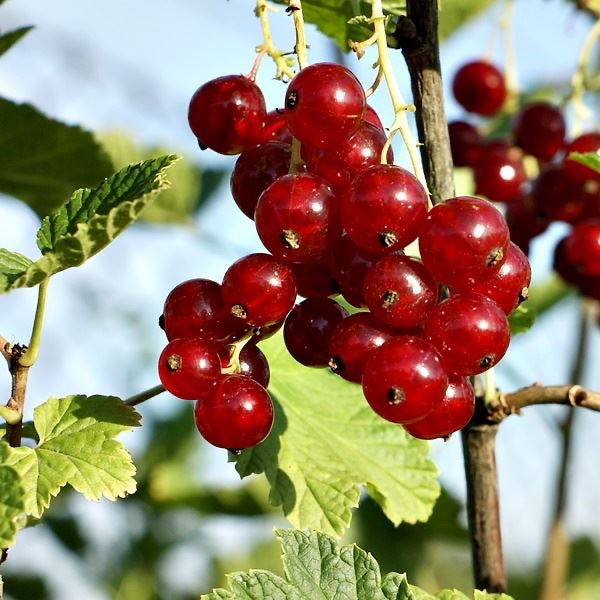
255,173 -> 341,263
158,338 -> 221,400
284,62 -> 366,150
328,312 -> 396,383
194,374 -> 273,450
564,219 -> 600,276
239,343 -> 270,388
512,102 -> 565,160
564,132 -> 600,183
473,150 -> 526,204
553,237 -> 585,287
230,142 -> 291,219
258,109 -> 292,144
423,294 -> 510,376
448,120 -> 482,167
188,75 -> 266,155
403,375 -> 475,439
362,336 -> 448,424
283,297 -> 349,367
364,104 -> 385,132
452,61 -> 506,116
291,261 -> 339,299
221,253 -> 297,327
162,279 -> 240,343
419,196 -> 510,287
505,193 -> 548,255
363,255 -> 438,328
341,164 -> 428,253
450,242 -> 531,314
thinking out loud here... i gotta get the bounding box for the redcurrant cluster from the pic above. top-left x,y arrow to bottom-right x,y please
449,60 -> 600,300
157,60 -> 530,450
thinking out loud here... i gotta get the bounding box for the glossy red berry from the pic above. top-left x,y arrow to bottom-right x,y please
283,298 -> 349,367
403,375 -> 475,439
328,312 -> 396,383
255,173 -> 341,263
473,150 -> 526,204
194,374 -> 273,450
364,104 -> 385,132
341,164 -> 428,253
221,253 -> 297,327
230,142 -> 291,219
512,102 -> 565,160
505,193 -> 548,255
158,337 -> 221,400
284,62 -> 366,150
553,237 -> 585,287
162,279 -> 240,343
450,242 -> 531,314
564,219 -> 600,276
452,61 -> 506,116
424,294 -> 510,376
291,261 -> 339,299
363,255 -> 438,328
239,343 -> 271,388
362,336 -> 448,424
564,132 -> 600,183
258,109 -> 292,144
188,75 -> 266,155
419,196 -> 510,287
448,120 -> 482,167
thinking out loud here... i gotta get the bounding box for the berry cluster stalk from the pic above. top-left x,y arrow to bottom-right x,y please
255,0 -> 295,81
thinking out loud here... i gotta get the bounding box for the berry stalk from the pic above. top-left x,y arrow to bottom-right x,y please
255,0 -> 295,81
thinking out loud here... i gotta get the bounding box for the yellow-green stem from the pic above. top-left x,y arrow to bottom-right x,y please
501,0 -> 519,113
370,0 -> 429,196
255,0 -> 295,80
289,0 -> 308,70
19,278 -> 49,368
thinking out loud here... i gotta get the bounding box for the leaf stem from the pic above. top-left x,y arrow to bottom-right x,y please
124,384 -> 166,407
255,0 -> 295,81
19,278 -> 49,368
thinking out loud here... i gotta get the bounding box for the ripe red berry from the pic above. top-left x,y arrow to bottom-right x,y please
473,150 -> 526,204
563,132 -> 600,183
158,338 -> 221,400
512,102 -> 565,161
452,61 -> 506,116
283,298 -> 349,367
424,294 -> 510,376
328,312 -> 396,383
162,279 -> 241,343
505,193 -> 548,255
284,62 -> 366,150
255,173 -> 341,263
419,196 -> 510,287
230,142 -> 291,219
403,375 -> 475,440
188,75 -> 266,155
564,219 -> 600,277
194,374 -> 273,450
362,336 -> 448,424
239,343 -> 271,388
341,164 -> 428,253
259,109 -> 292,144
291,261 -> 339,299
363,255 -> 438,328
450,242 -> 531,314
364,104 -> 385,132
448,120 -> 482,167
221,253 -> 297,327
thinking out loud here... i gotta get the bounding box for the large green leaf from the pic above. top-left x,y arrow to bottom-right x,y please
232,333 -> 439,537
0,155 -> 177,293
438,0 -> 495,40
202,529 -> 515,600
0,26 -> 33,58
1,395 -> 140,518
0,443 -> 25,548
0,98 -> 113,216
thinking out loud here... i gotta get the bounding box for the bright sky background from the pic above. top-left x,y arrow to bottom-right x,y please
0,0 -> 599,597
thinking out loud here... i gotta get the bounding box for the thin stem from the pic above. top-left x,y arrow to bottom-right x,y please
124,384 -> 166,407
499,384 -> 600,415
539,300 -> 591,600
500,0 -> 519,113
288,0 -> 308,70
369,0 -> 428,194
255,0 -> 295,81
19,279 -> 49,368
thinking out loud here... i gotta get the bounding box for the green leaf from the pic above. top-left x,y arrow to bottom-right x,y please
2,395 -> 140,518
99,131 -> 222,224
0,443 -> 25,548
568,151 -> 600,174
232,333 -> 439,537
202,529 -> 515,600
0,155 -> 178,293
271,1 -> 405,51
0,26 -> 33,57
508,303 -> 536,335
0,98 -> 113,217
438,0 -> 495,40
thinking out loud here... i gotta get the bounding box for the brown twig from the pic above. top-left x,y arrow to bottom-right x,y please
124,384 -> 166,407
